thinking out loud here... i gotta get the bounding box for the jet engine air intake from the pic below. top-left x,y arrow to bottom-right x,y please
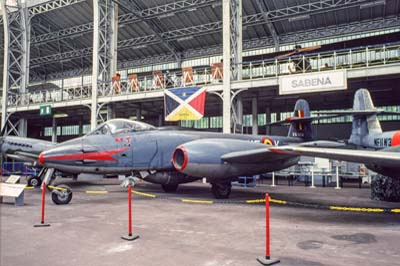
172,146 -> 188,171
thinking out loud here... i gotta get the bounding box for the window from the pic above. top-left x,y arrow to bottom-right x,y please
210,116 -> 222,128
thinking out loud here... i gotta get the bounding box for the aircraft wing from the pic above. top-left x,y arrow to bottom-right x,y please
221,140 -> 345,164
269,146 -> 400,168
221,148 -> 293,164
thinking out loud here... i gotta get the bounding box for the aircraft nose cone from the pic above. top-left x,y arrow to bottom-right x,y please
39,152 -> 45,166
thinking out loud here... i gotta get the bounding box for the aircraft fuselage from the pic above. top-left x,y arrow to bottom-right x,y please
39,129 -> 301,179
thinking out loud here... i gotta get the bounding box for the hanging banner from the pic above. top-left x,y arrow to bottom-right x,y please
164,87 -> 206,121
279,70 -> 347,95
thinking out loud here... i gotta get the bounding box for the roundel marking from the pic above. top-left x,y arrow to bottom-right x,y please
261,137 -> 275,146
392,131 -> 400,147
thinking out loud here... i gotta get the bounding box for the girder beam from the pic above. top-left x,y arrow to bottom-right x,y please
255,0 -> 279,51
116,0 -> 181,63
28,0 -> 371,45
29,0 -> 219,44
267,0 -> 372,21
28,0 -> 86,16
30,16 -> 400,68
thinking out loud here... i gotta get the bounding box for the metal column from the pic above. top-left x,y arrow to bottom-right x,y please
234,95 -> 243,133
252,98 -> 258,135
136,104 -> 142,121
1,0 -> 30,136
265,107 -> 271,135
222,0 -> 242,133
91,0 -> 117,129
107,103 -> 116,120
52,117 -> 57,143
222,0 -> 231,133
230,0 -> 242,81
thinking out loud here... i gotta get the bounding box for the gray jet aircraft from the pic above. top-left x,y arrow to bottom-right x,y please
16,99 -> 335,204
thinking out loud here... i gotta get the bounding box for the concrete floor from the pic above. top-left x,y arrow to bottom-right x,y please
1,179 -> 399,266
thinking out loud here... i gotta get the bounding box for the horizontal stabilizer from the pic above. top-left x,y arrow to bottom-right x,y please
267,115 -> 339,126
315,110 -> 400,117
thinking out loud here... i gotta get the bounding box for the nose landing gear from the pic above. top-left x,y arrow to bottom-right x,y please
35,167 -> 73,205
51,184 -> 73,205
211,182 -> 232,199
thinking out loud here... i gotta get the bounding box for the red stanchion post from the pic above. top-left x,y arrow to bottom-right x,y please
34,182 -> 50,227
121,184 -> 139,241
257,193 -> 279,265
128,184 -> 132,236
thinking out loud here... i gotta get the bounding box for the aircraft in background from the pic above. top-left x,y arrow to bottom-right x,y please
270,89 -> 400,201
0,130 -> 56,186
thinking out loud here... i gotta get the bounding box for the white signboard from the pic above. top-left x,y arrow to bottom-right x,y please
279,70 -> 347,95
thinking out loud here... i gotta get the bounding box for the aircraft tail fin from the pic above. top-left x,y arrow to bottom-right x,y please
287,99 -> 314,141
349,88 -> 382,146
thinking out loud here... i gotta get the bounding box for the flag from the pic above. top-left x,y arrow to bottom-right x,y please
164,87 -> 206,121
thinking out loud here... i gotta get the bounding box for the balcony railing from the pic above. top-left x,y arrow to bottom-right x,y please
6,42 -> 400,108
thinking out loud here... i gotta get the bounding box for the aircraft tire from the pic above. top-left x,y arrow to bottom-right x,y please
51,185 -> 73,205
27,176 -> 42,187
162,183 -> 179,193
211,182 -> 231,199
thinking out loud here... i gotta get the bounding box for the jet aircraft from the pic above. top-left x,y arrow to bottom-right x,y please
270,89 -> 400,201
21,99 -> 338,204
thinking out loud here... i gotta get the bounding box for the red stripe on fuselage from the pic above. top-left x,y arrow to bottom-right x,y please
392,131 -> 400,147
45,148 -> 129,162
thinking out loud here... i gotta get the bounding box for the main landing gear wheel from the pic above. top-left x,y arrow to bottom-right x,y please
27,176 -> 42,187
162,183 -> 179,193
211,182 -> 232,199
51,184 -> 73,205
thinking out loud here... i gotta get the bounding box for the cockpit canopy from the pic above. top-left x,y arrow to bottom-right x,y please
88,119 -> 155,135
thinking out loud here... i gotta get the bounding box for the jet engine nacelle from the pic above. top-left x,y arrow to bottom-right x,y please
144,171 -> 199,185
171,138 -> 292,180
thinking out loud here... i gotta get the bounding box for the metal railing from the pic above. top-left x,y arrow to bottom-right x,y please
6,42 -> 400,108
7,84 -> 92,107
240,42 -> 400,78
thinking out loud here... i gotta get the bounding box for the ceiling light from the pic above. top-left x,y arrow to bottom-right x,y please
158,13 -> 174,19
132,44 -> 147,49
177,36 -> 194,42
212,2 -> 222,8
360,0 -> 385,9
53,113 -> 68,118
288,14 -> 310,22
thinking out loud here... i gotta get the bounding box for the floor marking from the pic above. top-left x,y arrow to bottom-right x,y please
181,199 -> 213,204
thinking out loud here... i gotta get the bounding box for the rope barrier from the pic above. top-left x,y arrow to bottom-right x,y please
23,185 -> 400,214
